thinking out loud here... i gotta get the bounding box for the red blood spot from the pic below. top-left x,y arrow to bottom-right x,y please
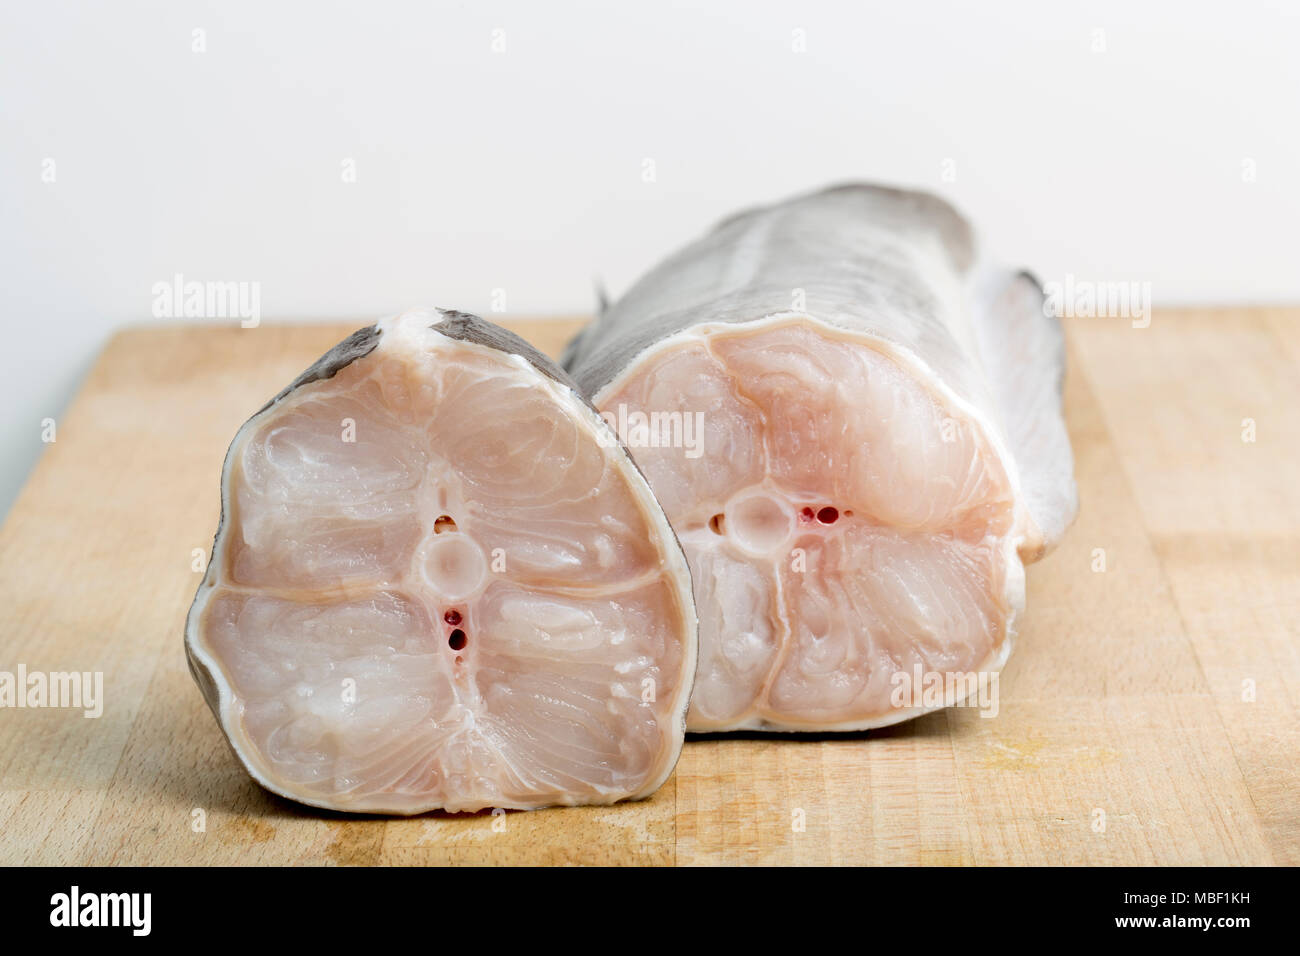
816,506 -> 839,524
799,507 -> 815,522
448,629 -> 467,651
444,609 -> 462,626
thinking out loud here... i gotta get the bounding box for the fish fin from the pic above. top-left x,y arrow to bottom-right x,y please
971,269 -> 1079,561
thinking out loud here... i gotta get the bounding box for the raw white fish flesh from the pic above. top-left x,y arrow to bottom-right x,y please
563,184 -> 1077,732
186,309 -> 697,813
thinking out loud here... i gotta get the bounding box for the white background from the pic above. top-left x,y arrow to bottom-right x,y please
2,0 -> 1298,518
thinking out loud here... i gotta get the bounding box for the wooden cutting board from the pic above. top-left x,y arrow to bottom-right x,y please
1,310 -> 1296,866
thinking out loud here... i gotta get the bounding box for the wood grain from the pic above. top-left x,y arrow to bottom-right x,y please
0,310 -> 1295,865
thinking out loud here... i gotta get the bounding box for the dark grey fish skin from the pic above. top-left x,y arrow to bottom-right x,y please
256,324 -> 382,417
561,183 -> 987,409
253,310 -> 586,427
432,310 -> 577,392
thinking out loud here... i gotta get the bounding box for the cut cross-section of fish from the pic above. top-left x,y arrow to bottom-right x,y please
186,309 -> 697,813
564,183 -> 1077,732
